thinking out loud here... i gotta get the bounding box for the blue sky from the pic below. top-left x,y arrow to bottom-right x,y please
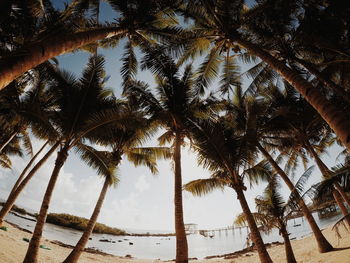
0,0 -> 345,232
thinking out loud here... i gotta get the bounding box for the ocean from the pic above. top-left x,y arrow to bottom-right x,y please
4,210 -> 342,260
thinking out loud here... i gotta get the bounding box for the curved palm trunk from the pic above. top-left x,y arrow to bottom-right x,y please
334,182 -> 350,208
0,131 -> 17,152
280,224 -> 297,263
63,178 -> 110,263
332,189 -> 350,226
0,27 -> 126,90
23,146 -> 69,263
12,140 -> 49,192
305,141 -> 350,219
257,144 -> 333,252
0,141 -> 59,226
235,37 -> 350,151
174,133 -> 188,263
295,58 -> 350,104
235,187 -> 273,263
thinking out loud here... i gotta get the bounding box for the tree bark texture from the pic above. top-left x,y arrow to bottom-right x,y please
0,131 -> 17,152
0,142 -> 59,225
235,187 -> 273,263
22,146 -> 68,263
280,225 -> 297,263
174,133 -> 188,263
12,140 -> 49,192
257,144 -> 333,252
63,178 -> 110,263
332,189 -> 350,226
235,37 -> 350,152
0,27 -> 125,90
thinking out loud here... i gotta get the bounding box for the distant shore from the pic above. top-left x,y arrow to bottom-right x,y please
6,205 -> 175,237
1,220 -> 350,263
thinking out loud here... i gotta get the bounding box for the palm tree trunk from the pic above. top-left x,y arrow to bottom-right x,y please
235,187 -> 273,263
0,27 -> 126,90
12,140 -> 49,192
332,189 -> 350,226
305,141 -> 350,211
0,131 -> 17,152
63,177 -> 110,263
294,58 -> 350,104
23,145 -> 69,263
235,36 -> 350,151
334,182 -> 350,208
257,143 -> 333,252
304,141 -> 332,177
174,132 -> 188,263
0,141 -> 59,226
280,224 -> 297,263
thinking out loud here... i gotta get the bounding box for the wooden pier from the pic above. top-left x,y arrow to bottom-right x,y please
196,225 -> 249,237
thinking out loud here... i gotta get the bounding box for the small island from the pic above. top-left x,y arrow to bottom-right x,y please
46,213 -> 127,236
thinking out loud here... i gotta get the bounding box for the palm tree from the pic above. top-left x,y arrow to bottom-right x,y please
22,55 -> 136,263
63,107 -> 171,263
62,147 -> 119,263
235,176 -> 298,263
0,67 -> 65,226
123,47 -> 217,263
176,0 -> 350,151
308,165 -> 350,229
224,85 -> 334,252
264,91 -> 350,224
0,0 -> 181,89
183,118 -> 273,263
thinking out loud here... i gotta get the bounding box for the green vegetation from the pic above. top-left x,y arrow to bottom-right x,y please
0,202 -> 28,215
46,213 -> 126,236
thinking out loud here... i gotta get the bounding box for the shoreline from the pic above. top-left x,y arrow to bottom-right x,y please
1,220 -> 350,262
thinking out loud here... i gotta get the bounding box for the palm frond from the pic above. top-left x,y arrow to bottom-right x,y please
75,143 -> 119,185
243,160 -> 272,187
183,177 -> 226,196
195,45 -> 221,95
121,41 -> 138,83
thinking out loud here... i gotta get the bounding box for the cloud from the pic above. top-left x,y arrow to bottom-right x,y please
135,175 -> 150,193
0,139 -> 103,217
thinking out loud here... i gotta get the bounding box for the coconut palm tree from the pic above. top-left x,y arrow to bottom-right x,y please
122,47 -> 218,263
176,0 -> 350,152
63,108 -> 171,263
223,85 -> 334,252
235,176 -> 299,263
22,55 -> 137,263
62,146 -> 120,263
264,90 -> 350,224
0,0 -> 182,89
308,165 -> 350,230
0,66 -> 66,226
183,117 -> 273,263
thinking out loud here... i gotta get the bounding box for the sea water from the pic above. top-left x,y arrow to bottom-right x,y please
4,211 -> 342,260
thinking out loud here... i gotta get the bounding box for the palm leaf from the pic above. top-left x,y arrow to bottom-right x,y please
183,177 -> 226,196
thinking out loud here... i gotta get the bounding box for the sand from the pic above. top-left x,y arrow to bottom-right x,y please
0,221 -> 350,263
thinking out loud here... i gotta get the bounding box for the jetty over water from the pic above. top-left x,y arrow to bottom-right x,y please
190,225 -> 249,237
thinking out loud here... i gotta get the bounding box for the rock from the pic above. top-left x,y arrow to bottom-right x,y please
129,242 -> 134,245
99,239 -> 112,243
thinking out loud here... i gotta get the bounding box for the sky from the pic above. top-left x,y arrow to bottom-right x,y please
0,0 -> 345,232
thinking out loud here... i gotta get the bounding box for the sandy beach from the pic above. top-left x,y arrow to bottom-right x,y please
0,221 -> 349,263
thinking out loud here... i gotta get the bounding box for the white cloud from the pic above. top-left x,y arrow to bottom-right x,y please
135,174 -> 150,193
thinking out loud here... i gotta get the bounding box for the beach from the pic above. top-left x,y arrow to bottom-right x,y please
1,221 -> 349,263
